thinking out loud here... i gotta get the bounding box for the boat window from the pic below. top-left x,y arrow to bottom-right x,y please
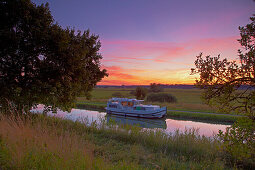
128,102 -> 133,107
109,104 -> 117,108
121,101 -> 128,106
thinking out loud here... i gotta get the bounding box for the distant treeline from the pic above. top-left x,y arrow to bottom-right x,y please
97,85 -> 196,89
96,85 -> 254,90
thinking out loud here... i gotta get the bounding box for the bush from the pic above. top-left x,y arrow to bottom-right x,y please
134,87 -> 148,100
146,93 -> 177,103
149,83 -> 164,93
218,117 -> 255,169
112,92 -> 123,98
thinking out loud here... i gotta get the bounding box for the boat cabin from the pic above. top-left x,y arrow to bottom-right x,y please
106,98 -> 167,118
107,98 -> 160,111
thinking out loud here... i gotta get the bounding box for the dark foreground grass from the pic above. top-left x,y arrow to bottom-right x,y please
0,114 -> 139,169
76,102 -> 238,123
0,111 -> 233,169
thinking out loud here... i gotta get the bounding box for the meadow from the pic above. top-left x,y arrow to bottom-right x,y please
0,112 -> 233,169
77,88 -> 215,112
76,87 -> 239,123
0,87 -> 247,169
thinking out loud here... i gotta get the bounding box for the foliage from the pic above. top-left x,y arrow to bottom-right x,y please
0,112 -> 228,169
146,93 -> 177,103
191,15 -> 255,120
149,83 -> 164,93
191,14 -> 255,168
218,118 -> 255,169
134,87 -> 148,100
0,0 -> 107,112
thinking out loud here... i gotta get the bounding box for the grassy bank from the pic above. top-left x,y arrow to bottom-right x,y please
76,102 -> 238,123
0,112 -> 233,169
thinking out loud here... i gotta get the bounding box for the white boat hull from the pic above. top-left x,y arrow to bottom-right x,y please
106,107 -> 167,119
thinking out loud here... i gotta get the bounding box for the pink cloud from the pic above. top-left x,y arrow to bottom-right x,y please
101,36 -> 240,65
99,36 -> 242,85
172,8 -> 250,42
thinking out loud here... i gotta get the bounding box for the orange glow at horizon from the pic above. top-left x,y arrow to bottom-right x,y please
98,36 -> 241,85
98,66 -> 197,85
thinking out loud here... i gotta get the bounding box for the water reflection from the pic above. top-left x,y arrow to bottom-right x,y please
31,105 -> 230,137
31,104 -> 106,125
165,119 -> 230,137
106,114 -> 167,129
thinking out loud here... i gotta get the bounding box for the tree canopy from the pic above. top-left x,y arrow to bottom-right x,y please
191,15 -> 255,167
135,87 -> 147,100
149,83 -> 163,93
191,15 -> 255,120
0,0 -> 107,112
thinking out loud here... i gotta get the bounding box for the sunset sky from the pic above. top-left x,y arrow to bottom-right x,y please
35,0 -> 254,85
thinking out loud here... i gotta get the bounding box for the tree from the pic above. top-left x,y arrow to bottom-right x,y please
149,83 -> 163,93
135,87 -> 147,100
191,15 -> 255,168
191,15 -> 255,120
0,0 -> 107,112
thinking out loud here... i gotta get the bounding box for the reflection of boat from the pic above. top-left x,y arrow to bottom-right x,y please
106,114 -> 167,129
105,98 -> 167,118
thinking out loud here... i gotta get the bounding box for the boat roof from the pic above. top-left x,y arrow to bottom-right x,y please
110,98 -> 144,102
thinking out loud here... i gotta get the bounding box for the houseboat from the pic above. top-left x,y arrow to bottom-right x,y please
105,98 -> 167,119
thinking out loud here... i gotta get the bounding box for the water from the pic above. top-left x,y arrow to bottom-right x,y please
31,105 -> 231,137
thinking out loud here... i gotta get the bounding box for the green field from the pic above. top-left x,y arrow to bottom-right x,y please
77,88 -> 217,113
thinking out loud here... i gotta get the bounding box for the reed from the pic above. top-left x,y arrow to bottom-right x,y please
1,109 -> 235,169
0,113 -> 140,169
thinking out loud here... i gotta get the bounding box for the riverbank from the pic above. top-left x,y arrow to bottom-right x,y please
75,102 -> 239,123
0,112 -> 230,169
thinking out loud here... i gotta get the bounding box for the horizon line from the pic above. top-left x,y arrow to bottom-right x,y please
96,84 -> 195,86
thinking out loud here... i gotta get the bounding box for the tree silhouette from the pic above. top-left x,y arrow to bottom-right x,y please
191,15 -> 255,167
135,87 -> 147,100
149,83 -> 163,93
191,15 -> 255,120
0,0 -> 107,112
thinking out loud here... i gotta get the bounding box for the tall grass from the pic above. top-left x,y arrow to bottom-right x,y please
38,115 -> 226,169
105,123 -> 221,163
0,113 -> 140,169
0,110 -> 234,169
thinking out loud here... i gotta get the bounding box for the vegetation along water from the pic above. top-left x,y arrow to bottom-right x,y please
0,0 -> 254,169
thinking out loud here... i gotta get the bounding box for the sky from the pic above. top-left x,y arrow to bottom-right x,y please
34,0 -> 255,85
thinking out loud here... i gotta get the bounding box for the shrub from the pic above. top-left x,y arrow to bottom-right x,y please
146,93 -> 177,103
134,87 -> 148,100
112,92 -> 123,98
218,117 -> 255,169
149,83 -> 164,93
